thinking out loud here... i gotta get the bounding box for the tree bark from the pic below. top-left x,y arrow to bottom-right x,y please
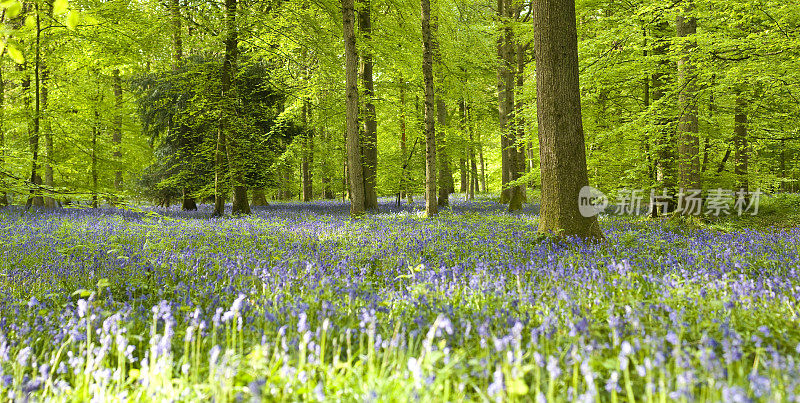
302,98 -> 314,202
112,69 -> 123,193
224,0 -> 249,215
733,89 -> 748,194
252,188 -> 269,206
170,0 -> 182,69
676,6 -> 700,200
359,0 -> 378,211
43,55 -> 55,208
467,103 -> 478,199
432,6 -> 451,207
92,101 -> 99,209
399,77 -> 411,203
650,18 -> 674,215
421,0 -> 437,217
534,0 -> 603,239
458,99 -> 468,194
0,58 -> 6,206
343,0 -> 365,216
27,4 -> 44,208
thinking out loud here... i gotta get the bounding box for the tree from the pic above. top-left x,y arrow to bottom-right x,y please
359,0 -> 378,211
421,0 -> 437,217
343,0 -> 364,216
676,1 -> 700,204
534,0 -> 603,239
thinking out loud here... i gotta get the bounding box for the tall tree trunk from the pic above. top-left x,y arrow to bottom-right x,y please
432,7 -> 451,207
516,42 -> 529,199
467,103 -> 478,199
252,188 -> 268,206
534,0 -> 603,239
27,3 -> 44,208
359,0 -> 378,211
343,0 -> 365,215
302,98 -> 314,202
0,59 -> 6,206
507,35 -> 526,212
479,131 -> 487,193
497,0 -> 511,204
112,69 -> 123,193
676,5 -> 700,203
421,0 -> 437,217
43,55 -> 55,208
223,0 -> 249,215
399,77 -> 411,203
733,89 -> 748,194
650,19 -> 674,215
170,0 -> 182,69
458,99 -> 468,194
92,103 -> 99,209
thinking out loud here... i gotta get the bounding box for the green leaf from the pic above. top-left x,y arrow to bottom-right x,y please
507,378 -> 529,395
25,15 -> 36,29
1,1 -> 22,18
66,10 -> 80,30
7,44 -> 24,64
53,0 -> 68,14
97,278 -> 111,289
71,289 -> 92,298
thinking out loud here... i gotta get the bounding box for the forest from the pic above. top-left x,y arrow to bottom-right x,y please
1,0 -> 800,400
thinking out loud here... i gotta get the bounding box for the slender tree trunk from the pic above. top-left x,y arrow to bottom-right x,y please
170,0 -> 182,69
343,0 -> 365,215
467,103 -> 477,199
42,56 -> 55,208
421,0 -> 437,217
358,0 -> 378,211
92,105 -> 99,209
534,0 -> 603,239
222,0 -> 249,215
479,132 -> 487,193
676,5 -> 700,206
651,19 -> 674,215
507,34 -> 525,212
734,89 -> 749,194
302,99 -> 313,202
112,69 -> 123,194
516,42 -> 528,200
0,59 -> 6,206
27,4 -> 44,208
458,99 -> 468,194
399,77 -> 411,203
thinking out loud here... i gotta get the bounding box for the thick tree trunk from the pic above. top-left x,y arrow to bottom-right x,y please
421,0 -> 437,217
733,89 -> 749,194
676,7 -> 700,201
252,188 -> 269,206
343,0 -> 365,215
458,99 -> 468,194
359,0 -> 378,211
534,0 -> 603,239
432,12 -> 451,206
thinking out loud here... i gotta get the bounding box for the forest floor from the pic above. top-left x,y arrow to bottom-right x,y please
0,195 -> 799,401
